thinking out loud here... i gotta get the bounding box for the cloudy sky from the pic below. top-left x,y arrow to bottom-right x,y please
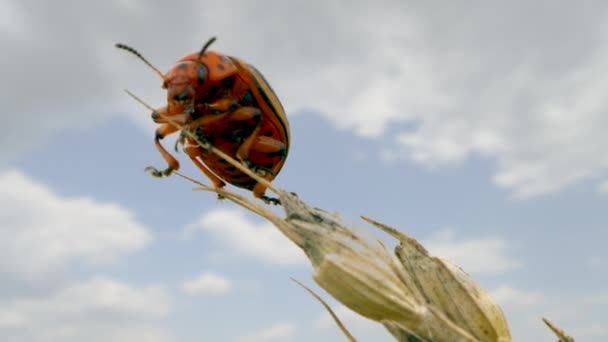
1,1 -> 607,341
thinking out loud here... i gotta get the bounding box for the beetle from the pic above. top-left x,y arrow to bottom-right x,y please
116,37 -> 289,204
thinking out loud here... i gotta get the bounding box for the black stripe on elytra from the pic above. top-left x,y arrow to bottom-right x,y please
246,64 -> 289,146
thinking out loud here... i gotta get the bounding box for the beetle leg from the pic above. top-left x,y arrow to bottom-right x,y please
146,123 -> 181,177
183,103 -> 285,204
211,106 -> 275,181
247,136 -> 287,202
147,106 -> 192,152
175,98 -> 239,148
184,113 -> 227,131
186,105 -> 262,156
175,114 -> 224,152
189,98 -> 240,126
203,98 -> 239,114
206,106 -> 263,162
183,143 -> 227,190
151,110 -> 189,126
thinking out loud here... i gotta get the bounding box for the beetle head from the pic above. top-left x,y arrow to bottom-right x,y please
163,60 -> 208,115
116,37 -> 217,116
162,62 -> 196,115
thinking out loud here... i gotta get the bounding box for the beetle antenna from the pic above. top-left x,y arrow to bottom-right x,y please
198,37 -> 217,60
116,43 -> 165,80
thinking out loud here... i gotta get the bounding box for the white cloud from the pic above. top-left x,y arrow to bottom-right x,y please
0,170 -> 152,278
586,256 -> 608,269
0,1 -> 26,37
237,323 -> 296,342
352,150 -> 368,162
181,272 -> 231,296
490,285 -> 542,307
5,1 -> 608,195
484,285 -> 547,341
0,276 -> 172,342
599,180 -> 608,193
545,292 -> 608,341
490,285 -> 608,342
185,208 -> 305,266
147,2 -> 608,198
423,228 -> 521,274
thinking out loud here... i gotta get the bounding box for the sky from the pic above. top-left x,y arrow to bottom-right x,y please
1,1 -> 607,341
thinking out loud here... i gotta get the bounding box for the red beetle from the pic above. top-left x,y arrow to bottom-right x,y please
117,37 -> 290,204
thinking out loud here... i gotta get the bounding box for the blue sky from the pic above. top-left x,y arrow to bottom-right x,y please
1,1 -> 607,341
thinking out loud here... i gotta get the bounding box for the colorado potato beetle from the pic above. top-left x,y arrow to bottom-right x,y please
116,37 -> 290,204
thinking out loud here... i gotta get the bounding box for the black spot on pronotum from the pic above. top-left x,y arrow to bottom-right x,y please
217,63 -> 225,71
197,65 -> 207,85
177,63 -> 188,70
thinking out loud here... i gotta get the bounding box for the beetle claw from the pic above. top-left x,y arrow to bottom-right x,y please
145,166 -> 162,177
245,162 -> 276,178
260,195 -> 281,205
145,166 -> 173,178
